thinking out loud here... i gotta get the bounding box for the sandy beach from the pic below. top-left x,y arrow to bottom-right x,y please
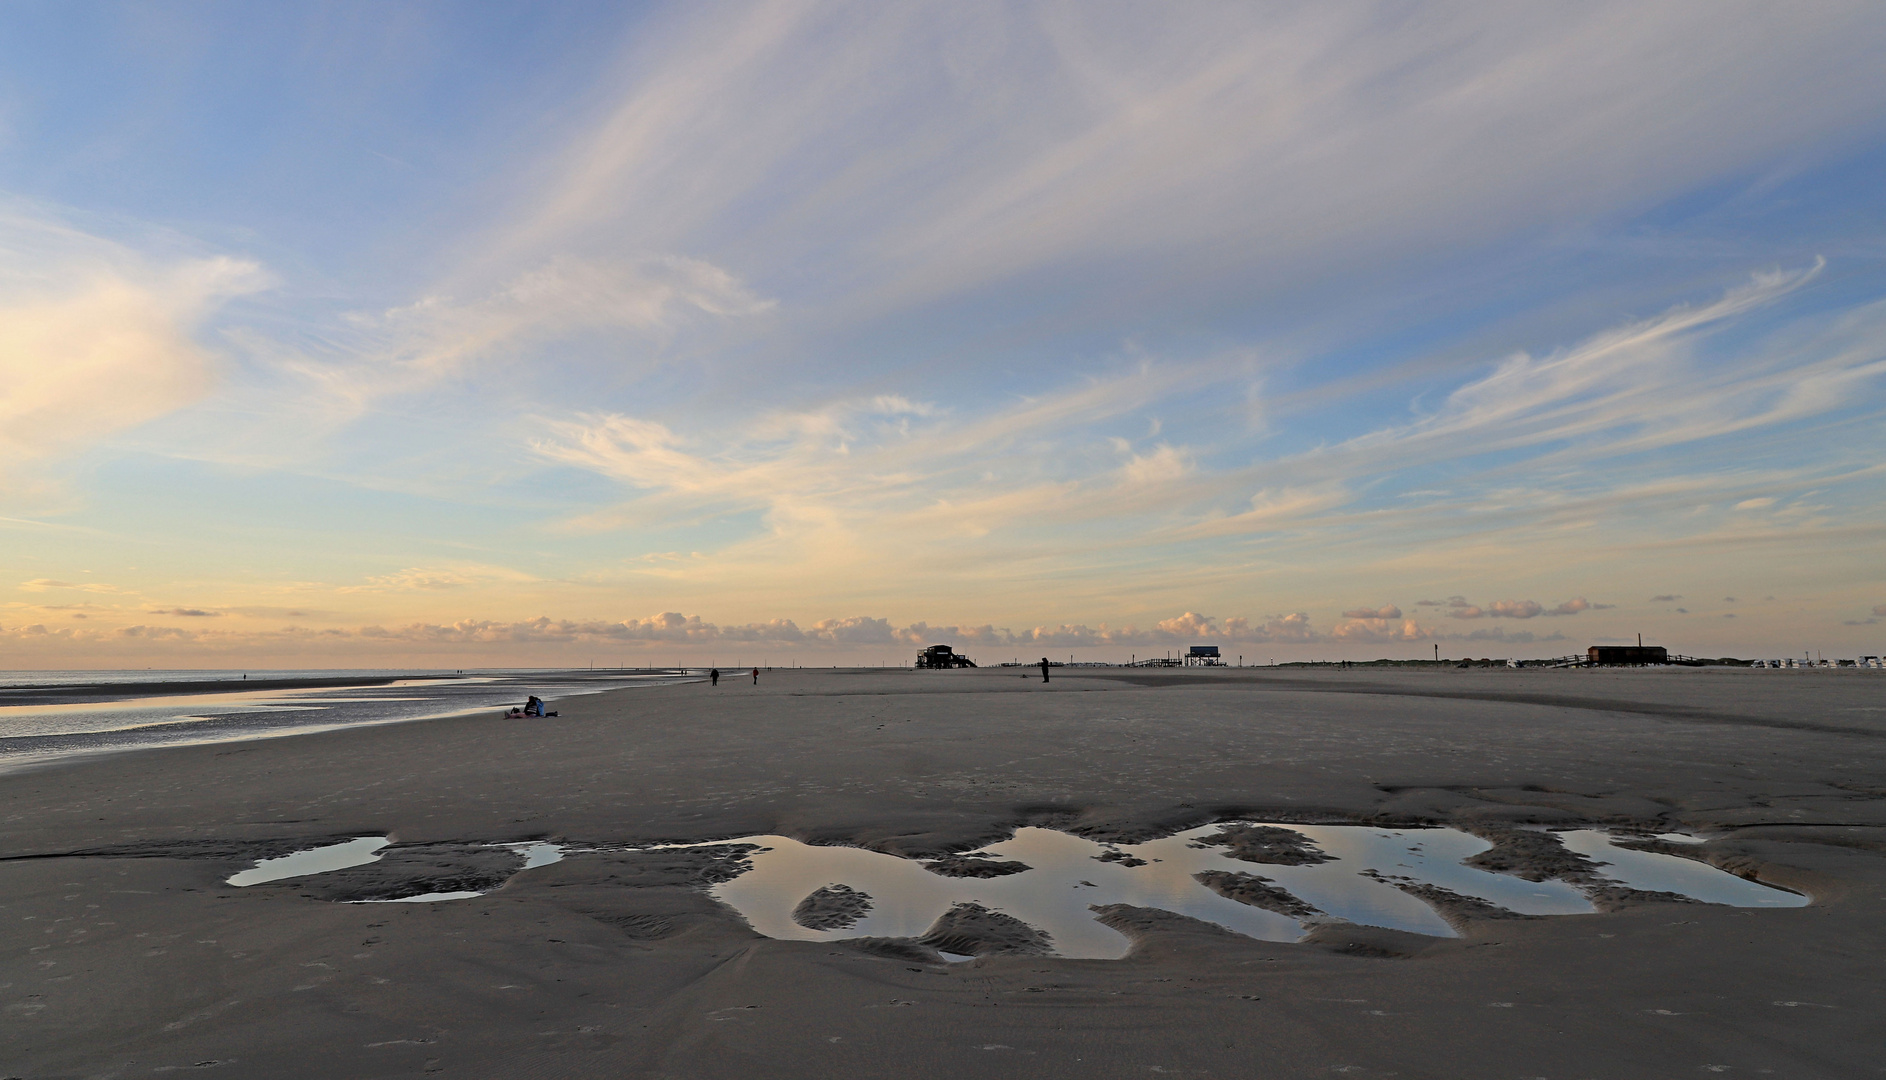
3,666 -> 1881,1078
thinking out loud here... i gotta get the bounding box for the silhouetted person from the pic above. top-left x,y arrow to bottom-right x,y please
751,667 -> 759,685
709,668 -> 720,686
1039,657 -> 1050,683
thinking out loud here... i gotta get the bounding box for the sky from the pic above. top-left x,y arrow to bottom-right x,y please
3,0 -> 1886,668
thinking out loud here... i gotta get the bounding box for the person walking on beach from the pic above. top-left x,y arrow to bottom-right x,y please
1039,657 -> 1050,683
751,667 -> 759,685
709,668 -> 720,686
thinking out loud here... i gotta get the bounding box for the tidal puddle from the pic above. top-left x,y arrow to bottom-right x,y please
349,890 -> 485,904
228,836 -> 388,886
222,824 -> 1801,943
701,823 -> 1804,959
226,838 -> 567,898
507,841 -> 568,870
1557,830 -> 1803,907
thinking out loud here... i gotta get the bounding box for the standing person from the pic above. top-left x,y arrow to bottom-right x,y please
751,667 -> 759,685
709,668 -> 720,686
1039,657 -> 1051,683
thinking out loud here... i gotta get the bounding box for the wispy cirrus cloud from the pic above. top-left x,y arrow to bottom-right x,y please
1291,264 -> 1838,481
511,264 -> 1886,622
531,361 -> 1222,550
218,253 -> 774,446
484,3 -> 1886,330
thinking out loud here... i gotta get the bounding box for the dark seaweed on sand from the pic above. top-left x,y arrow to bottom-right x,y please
1360,869 -> 1539,930
1191,824 -> 1335,866
791,883 -> 874,930
921,854 -> 1032,878
278,843 -> 523,903
1460,829 -> 1720,912
1192,870 -> 1323,919
1462,826 -> 1603,882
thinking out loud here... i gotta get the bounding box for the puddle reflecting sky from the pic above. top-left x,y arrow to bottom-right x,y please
349,891 -> 484,904
228,836 -> 388,886
227,837 -> 568,895
705,823 -> 1804,959
218,823 -> 1806,945
1558,831 -> 1806,907
507,841 -> 568,870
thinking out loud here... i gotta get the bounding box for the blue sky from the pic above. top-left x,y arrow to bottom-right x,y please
3,1 -> 1885,666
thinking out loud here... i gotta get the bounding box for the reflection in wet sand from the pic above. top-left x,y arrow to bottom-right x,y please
703,823 -> 1805,959
0,672 -> 688,768
228,836 -> 389,886
219,823 -> 1806,948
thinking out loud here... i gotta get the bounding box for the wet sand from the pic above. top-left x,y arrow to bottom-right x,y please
0,670 -> 659,709
2,666 -> 1881,1078
0,674 -> 458,708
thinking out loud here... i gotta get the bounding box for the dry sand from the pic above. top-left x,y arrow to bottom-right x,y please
2,666 -> 1881,1078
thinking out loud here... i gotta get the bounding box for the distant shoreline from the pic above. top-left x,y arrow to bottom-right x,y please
0,669 -> 690,709
0,673 -> 461,708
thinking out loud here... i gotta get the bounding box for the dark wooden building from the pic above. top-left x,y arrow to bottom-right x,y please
1588,645 -> 1668,666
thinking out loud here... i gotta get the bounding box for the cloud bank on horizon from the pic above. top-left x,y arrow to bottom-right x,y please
2,1 -> 1885,664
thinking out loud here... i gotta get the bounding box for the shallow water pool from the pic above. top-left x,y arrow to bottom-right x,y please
702,823 -> 1804,959
1557,830 -> 1805,907
227,836 -> 388,886
221,823 -> 1805,951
